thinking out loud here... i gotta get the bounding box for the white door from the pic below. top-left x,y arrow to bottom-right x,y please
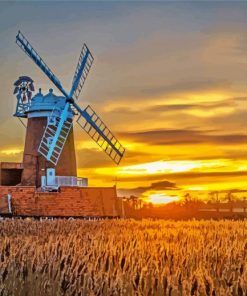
46,168 -> 55,186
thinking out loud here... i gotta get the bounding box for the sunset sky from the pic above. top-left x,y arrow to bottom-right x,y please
1,1 -> 247,204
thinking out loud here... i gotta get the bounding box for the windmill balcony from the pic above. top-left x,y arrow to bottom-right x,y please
41,176 -> 88,191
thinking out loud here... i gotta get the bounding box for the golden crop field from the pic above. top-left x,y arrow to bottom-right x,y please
0,219 -> 247,296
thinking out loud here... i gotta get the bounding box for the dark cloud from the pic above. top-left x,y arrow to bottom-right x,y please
120,129 -> 247,146
140,79 -> 231,99
234,97 -> 247,102
149,104 -> 197,112
118,180 -> 178,197
117,170 -> 247,184
146,99 -> 236,113
103,96 -> 237,121
208,110 -> 247,129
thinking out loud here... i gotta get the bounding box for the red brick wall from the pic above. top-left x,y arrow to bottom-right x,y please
0,195 -> 8,214
0,186 -> 121,217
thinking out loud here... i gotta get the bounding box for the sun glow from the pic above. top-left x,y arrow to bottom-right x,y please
114,159 -> 245,176
117,160 -> 197,175
0,149 -> 23,155
146,193 -> 180,205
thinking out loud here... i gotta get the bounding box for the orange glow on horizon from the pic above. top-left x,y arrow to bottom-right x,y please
0,148 -> 23,155
94,158 -> 247,177
144,192 -> 180,205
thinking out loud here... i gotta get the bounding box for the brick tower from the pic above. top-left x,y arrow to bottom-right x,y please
20,89 -> 77,187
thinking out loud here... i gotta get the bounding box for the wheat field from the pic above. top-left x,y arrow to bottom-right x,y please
0,219 -> 246,296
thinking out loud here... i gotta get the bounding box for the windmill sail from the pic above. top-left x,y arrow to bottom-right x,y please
16,30 -> 125,166
38,103 -> 73,165
16,31 -> 69,98
70,44 -> 94,101
75,104 -> 125,164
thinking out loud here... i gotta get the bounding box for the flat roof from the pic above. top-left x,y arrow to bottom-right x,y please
0,162 -> 23,169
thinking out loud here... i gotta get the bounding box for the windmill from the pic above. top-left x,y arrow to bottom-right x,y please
14,31 -> 125,188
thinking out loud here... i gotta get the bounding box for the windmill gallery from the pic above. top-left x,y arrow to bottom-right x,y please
0,31 -> 125,218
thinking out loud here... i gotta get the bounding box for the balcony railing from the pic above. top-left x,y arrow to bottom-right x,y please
41,176 -> 88,189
